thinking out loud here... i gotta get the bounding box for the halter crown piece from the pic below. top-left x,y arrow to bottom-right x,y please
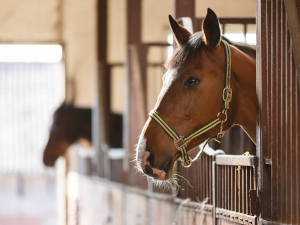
149,40 -> 232,168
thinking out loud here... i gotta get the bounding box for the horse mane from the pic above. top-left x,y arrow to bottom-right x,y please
165,31 -> 256,69
222,36 -> 256,59
54,103 -> 91,121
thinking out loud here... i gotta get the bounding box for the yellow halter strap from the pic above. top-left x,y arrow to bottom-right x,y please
149,40 -> 232,168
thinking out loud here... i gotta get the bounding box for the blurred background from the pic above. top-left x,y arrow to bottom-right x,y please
0,0 -> 256,224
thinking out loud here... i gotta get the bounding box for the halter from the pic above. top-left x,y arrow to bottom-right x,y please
149,40 -> 232,168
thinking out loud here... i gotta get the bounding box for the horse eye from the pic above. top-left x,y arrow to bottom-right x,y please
185,78 -> 200,87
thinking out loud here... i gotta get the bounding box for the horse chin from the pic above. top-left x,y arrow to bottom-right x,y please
43,156 -> 56,167
150,169 -> 180,192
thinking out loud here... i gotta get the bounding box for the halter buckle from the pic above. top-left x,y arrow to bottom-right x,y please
174,136 -> 187,150
223,87 -> 232,103
217,120 -> 225,138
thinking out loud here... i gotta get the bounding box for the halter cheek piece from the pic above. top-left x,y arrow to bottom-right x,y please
149,40 -> 232,168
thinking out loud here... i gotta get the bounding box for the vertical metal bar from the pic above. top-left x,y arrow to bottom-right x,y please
224,165 -> 227,209
227,165 -> 230,210
242,167 -> 244,214
246,166 -> 248,215
216,164 -> 219,208
235,166 -> 237,212
222,165 -> 224,209
231,166 -> 233,211
212,161 -> 216,225
239,166 -> 241,213
250,166 -> 252,190
206,155 -> 208,200
209,156 -> 212,204
202,154 -> 205,201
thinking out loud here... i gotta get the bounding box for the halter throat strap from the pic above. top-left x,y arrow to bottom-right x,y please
149,40 -> 232,167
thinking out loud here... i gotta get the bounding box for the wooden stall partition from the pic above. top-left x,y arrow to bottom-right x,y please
93,0 -> 110,178
174,0 -> 196,31
123,0 -> 148,189
257,0 -> 300,223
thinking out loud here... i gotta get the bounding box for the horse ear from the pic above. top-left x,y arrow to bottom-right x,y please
202,8 -> 221,48
169,15 -> 191,46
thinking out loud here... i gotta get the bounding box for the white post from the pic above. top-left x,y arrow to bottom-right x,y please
56,156 -> 66,225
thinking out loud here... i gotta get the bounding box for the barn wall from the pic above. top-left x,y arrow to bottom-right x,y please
0,0 -> 97,107
195,0 -> 256,17
62,0 -> 97,107
0,0 -> 61,42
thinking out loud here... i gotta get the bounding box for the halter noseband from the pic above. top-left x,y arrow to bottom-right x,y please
149,40 -> 232,168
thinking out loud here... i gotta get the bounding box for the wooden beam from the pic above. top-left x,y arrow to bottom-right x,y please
174,0 -> 195,31
124,0 -> 148,189
94,0 -> 109,178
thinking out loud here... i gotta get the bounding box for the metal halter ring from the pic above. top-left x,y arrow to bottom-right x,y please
174,136 -> 187,150
181,157 -> 192,168
223,87 -> 232,103
217,112 -> 227,123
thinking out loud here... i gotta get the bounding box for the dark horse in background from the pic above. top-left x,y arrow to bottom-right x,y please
43,102 -> 123,167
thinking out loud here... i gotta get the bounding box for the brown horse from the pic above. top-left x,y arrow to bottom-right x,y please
43,102 -> 92,166
135,9 -> 256,188
43,102 -> 123,166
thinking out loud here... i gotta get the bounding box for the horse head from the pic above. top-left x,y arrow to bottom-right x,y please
135,9 -> 256,189
43,102 -> 80,166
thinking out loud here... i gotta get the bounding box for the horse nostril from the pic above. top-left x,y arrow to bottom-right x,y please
146,151 -> 154,165
145,164 -> 153,175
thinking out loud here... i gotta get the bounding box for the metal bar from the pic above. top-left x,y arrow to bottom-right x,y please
209,156 -> 212,205
231,166 -> 233,211
222,165 -> 224,209
202,154 -> 205,201
206,155 -> 208,200
239,167 -> 241,213
235,166 -> 237,212
246,167 -> 248,215
196,17 -> 256,25
227,166 -> 230,210
242,167 -> 245,214
215,155 -> 258,166
215,208 -> 257,225
225,165 -> 227,210
212,161 -> 216,225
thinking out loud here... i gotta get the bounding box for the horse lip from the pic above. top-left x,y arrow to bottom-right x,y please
163,158 -> 173,173
154,157 -> 173,180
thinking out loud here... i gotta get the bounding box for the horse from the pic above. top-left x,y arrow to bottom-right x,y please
43,102 -> 92,166
135,9 -> 256,189
43,102 -> 123,167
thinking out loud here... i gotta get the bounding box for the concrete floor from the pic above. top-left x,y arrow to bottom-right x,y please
0,175 -> 57,225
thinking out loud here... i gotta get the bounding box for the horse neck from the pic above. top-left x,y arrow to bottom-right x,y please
75,108 -> 92,142
231,46 -> 257,144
